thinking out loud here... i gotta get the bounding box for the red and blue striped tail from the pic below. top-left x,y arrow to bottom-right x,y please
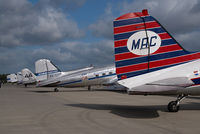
114,9 -> 200,80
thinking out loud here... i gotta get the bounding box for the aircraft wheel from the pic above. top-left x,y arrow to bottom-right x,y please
54,88 -> 59,92
168,101 -> 179,112
88,86 -> 91,91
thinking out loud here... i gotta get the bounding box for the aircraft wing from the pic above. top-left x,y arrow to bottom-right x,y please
63,66 -> 94,76
126,77 -> 193,92
102,76 -> 118,86
36,79 -> 60,87
117,63 -> 195,92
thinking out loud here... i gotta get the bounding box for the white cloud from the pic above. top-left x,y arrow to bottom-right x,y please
175,31 -> 200,51
89,4 -> 115,39
0,39 -> 114,73
89,0 -> 200,50
1,0 -> 200,74
0,0 -> 84,47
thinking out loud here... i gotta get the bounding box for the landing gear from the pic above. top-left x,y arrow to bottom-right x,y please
25,84 -> 27,87
168,94 -> 187,112
54,88 -> 59,92
168,101 -> 179,112
88,86 -> 91,91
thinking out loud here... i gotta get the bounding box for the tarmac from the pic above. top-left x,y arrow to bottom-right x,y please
1,84 -> 200,134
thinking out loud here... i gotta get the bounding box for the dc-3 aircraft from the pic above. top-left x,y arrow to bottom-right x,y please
7,69 -> 36,86
35,59 -> 120,92
113,9 -> 200,112
7,73 -> 17,83
21,68 -> 36,87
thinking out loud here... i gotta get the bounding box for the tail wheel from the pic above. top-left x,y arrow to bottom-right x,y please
88,86 -> 91,91
54,88 -> 59,92
168,101 -> 179,112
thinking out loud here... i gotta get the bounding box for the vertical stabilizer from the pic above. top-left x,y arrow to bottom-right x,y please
113,9 -> 200,80
35,59 -> 61,82
21,68 -> 36,84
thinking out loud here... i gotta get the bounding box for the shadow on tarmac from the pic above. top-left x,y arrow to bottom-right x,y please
30,89 -> 91,93
66,103 -> 161,119
29,88 -> 127,93
31,90 -> 54,93
66,102 -> 200,119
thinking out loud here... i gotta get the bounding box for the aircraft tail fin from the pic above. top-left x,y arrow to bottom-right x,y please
35,59 -> 61,82
113,9 -> 200,80
21,68 -> 36,84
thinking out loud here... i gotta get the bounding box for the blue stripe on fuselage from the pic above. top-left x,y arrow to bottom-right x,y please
57,73 -> 116,86
36,70 -> 59,76
88,73 -> 116,80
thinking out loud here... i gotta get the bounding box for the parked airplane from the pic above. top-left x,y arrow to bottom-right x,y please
35,59 -> 120,92
7,74 -> 17,83
113,9 -> 200,112
21,68 -> 36,87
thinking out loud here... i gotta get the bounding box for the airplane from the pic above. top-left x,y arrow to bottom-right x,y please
21,68 -> 36,87
113,9 -> 200,112
7,74 -> 17,83
35,59 -> 121,92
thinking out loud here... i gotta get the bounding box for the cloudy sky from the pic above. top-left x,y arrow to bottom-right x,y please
1,0 -> 200,74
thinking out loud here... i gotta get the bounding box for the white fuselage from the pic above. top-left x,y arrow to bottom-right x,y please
37,66 -> 118,88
